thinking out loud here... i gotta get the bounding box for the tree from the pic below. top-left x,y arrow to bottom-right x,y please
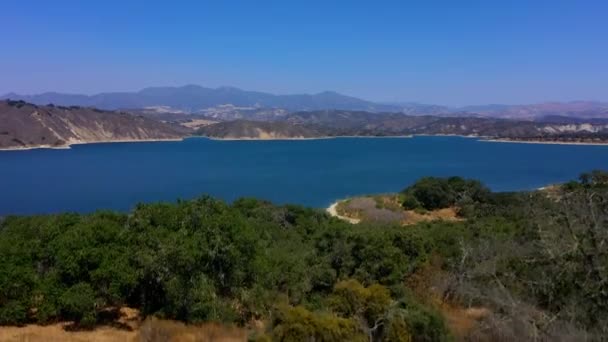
330,280 -> 393,341
271,304 -> 365,342
59,283 -> 97,327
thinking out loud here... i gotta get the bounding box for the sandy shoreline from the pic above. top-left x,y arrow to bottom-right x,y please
3,135 -> 607,151
0,138 -> 185,151
326,201 -> 361,224
203,135 -> 413,141
205,135 -> 608,145
482,139 -> 608,146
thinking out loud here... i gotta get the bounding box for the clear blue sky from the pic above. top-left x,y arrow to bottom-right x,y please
1,0 -> 607,106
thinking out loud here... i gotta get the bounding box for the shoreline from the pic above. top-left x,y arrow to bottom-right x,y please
3,135 -> 607,151
201,135 -> 414,141
481,138 -> 608,146
0,137 -> 185,151
200,134 -> 608,145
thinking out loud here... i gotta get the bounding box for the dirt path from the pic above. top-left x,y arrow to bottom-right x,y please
326,201 -> 361,224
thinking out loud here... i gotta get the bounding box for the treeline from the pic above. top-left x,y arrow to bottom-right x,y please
1,172 -> 607,341
0,197 -> 451,340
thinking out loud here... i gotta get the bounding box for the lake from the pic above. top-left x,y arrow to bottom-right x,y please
1,136 -> 608,215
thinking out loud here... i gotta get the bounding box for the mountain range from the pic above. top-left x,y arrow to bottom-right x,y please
4,85 -> 608,119
1,85 -> 397,113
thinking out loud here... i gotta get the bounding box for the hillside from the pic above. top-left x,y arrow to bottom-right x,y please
0,100 -> 189,149
195,120 -> 330,139
195,110 -> 608,142
4,100 -> 608,147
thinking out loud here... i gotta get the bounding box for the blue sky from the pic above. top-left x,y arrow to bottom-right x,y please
1,0 -> 607,105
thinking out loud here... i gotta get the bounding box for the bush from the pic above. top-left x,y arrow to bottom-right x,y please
0,300 -> 28,325
271,305 -> 365,341
59,283 -> 97,327
402,193 -> 422,210
401,176 -> 490,210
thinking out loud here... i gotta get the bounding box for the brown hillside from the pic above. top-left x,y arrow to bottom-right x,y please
0,100 -> 189,149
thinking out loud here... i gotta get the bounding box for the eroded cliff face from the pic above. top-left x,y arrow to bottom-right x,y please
0,101 -> 189,149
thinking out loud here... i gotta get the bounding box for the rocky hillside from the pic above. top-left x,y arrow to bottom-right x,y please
196,120 -> 329,139
0,100 -> 189,149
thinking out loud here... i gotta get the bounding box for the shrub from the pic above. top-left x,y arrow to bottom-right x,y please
59,283 -> 97,327
402,176 -> 490,210
271,304 -> 365,341
402,193 -> 422,210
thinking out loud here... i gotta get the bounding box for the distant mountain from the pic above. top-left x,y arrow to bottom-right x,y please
0,100 -> 188,149
381,102 -> 450,115
1,85 -> 401,112
4,86 -> 608,120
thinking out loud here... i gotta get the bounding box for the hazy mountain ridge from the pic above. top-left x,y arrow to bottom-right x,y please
1,85 -> 400,112
5,85 -> 608,119
0,100 -> 188,149
458,101 -> 608,119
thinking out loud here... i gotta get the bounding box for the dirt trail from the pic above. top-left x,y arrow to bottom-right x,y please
326,201 -> 361,224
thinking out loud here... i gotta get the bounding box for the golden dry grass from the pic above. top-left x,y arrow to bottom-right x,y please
335,194 -> 462,226
135,318 -> 247,342
402,207 -> 461,225
0,308 -> 247,342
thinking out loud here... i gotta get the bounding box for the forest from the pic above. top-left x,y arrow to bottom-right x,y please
0,171 -> 607,341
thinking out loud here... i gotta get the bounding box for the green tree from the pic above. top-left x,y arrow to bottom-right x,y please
59,283 -> 97,327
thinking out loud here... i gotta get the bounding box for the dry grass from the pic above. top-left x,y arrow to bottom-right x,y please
0,308 -> 247,342
0,324 -> 134,342
135,318 -> 247,342
336,197 -> 403,223
439,303 -> 490,340
402,207 -> 461,225
181,119 -> 218,129
405,258 -> 490,341
335,194 -> 462,226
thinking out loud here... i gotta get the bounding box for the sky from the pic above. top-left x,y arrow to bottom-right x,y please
1,0 -> 607,106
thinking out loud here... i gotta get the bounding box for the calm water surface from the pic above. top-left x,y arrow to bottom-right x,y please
2,136 -> 608,215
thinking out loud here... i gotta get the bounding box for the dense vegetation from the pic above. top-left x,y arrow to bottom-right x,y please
400,176 -> 490,212
1,171 -> 607,341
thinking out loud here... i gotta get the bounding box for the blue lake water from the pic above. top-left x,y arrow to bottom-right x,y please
1,136 -> 608,215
